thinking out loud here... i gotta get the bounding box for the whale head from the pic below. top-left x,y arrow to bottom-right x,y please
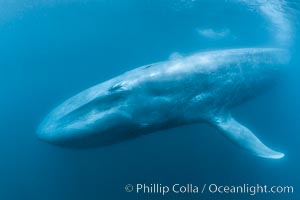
37,80 -> 142,148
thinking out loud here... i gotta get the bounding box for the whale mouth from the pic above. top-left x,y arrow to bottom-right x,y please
37,104 -> 137,148
37,117 -> 138,149
36,118 -> 102,148
37,109 -> 110,143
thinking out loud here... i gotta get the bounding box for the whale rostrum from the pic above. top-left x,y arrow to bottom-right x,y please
37,48 -> 289,159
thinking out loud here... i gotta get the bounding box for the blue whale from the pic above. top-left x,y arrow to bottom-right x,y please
37,48 -> 289,159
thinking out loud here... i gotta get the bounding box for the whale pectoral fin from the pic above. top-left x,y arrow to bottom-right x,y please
211,115 -> 284,159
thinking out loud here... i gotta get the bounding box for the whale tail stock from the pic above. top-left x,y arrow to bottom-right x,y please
210,113 -> 284,159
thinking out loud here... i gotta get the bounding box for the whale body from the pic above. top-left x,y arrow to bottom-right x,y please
37,48 -> 289,159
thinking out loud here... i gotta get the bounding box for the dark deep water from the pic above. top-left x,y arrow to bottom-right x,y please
0,0 -> 299,199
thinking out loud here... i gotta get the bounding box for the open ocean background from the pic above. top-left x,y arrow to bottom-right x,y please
0,0 -> 299,199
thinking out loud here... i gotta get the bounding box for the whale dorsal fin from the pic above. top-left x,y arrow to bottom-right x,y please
169,52 -> 183,60
210,114 -> 284,159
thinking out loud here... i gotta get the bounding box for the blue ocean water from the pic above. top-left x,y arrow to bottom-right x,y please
0,0 -> 299,199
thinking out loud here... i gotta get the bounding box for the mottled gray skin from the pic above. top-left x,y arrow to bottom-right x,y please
37,48 -> 288,158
